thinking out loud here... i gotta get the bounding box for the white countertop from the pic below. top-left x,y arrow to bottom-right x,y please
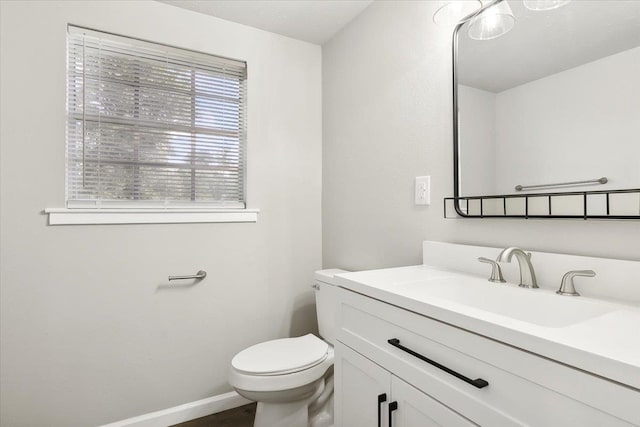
335,265 -> 640,390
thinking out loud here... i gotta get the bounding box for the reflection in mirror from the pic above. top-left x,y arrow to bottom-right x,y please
454,0 -> 640,217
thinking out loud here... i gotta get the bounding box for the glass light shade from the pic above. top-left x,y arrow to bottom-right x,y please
523,0 -> 571,11
467,0 -> 515,40
433,0 -> 482,26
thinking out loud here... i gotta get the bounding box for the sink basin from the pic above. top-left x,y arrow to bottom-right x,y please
392,276 -> 615,328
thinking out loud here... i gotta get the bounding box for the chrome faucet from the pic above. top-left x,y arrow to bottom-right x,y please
497,247 -> 539,288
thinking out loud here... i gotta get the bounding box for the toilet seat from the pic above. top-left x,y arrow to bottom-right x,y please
229,338 -> 334,393
232,334 -> 329,376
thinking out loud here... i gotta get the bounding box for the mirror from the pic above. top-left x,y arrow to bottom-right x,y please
453,0 -> 640,218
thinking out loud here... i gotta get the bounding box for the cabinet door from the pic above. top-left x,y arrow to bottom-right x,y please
335,341 -> 391,427
389,376 -> 475,427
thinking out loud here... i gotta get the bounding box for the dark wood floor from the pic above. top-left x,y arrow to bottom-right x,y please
171,403 -> 256,427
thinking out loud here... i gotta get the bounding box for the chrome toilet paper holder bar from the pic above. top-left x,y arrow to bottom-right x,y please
168,270 -> 207,281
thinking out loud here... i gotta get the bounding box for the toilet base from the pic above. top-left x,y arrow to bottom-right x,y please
253,394 -> 333,427
244,374 -> 333,427
254,400 -> 310,427
309,398 -> 333,427
309,373 -> 333,427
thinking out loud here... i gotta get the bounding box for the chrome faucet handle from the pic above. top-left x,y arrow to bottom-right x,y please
478,257 -> 506,283
556,270 -> 595,296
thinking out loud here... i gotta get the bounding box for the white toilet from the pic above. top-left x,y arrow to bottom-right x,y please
229,269 -> 346,427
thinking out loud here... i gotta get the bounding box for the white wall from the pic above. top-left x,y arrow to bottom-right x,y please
0,2 -> 321,426
495,47 -> 640,195
322,1 -> 640,272
458,85 -> 496,196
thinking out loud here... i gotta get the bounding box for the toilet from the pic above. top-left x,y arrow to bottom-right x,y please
229,269 -> 346,427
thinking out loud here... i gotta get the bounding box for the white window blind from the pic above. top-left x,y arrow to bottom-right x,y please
66,26 -> 247,208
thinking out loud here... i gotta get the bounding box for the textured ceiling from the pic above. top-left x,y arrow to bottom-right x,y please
157,0 -> 374,44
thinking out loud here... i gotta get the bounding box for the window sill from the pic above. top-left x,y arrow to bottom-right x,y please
44,208 -> 259,225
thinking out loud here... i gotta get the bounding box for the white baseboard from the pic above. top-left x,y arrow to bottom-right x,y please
101,391 -> 252,427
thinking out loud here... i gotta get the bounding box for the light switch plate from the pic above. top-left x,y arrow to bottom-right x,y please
415,176 -> 431,205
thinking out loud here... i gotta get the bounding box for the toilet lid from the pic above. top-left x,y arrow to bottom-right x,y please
232,334 -> 329,376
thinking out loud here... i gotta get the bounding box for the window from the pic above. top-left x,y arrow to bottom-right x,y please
66,26 -> 247,209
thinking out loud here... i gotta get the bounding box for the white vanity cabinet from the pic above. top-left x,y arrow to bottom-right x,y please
335,342 -> 473,427
334,286 -> 640,427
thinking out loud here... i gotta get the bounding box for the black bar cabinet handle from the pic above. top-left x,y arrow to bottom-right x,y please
388,338 -> 489,389
377,393 -> 387,427
388,401 -> 398,427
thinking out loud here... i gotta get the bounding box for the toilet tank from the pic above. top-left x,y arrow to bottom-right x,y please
314,269 -> 348,346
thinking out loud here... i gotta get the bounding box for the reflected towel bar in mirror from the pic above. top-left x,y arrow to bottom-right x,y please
515,177 -> 607,192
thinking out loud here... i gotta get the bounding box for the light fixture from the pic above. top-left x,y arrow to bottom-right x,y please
523,0 -> 571,11
433,0 -> 482,26
467,0 -> 515,41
